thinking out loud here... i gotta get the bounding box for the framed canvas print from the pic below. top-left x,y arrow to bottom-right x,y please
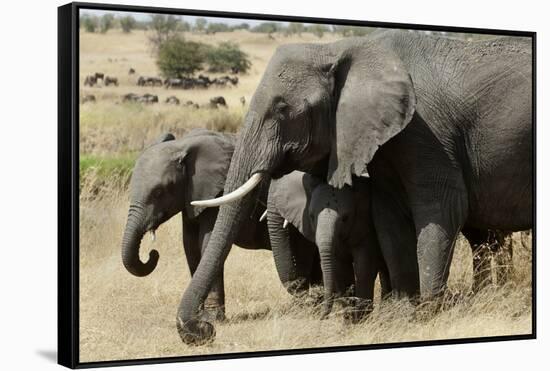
58,2 -> 536,368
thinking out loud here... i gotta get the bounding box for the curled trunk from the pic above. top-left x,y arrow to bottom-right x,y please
121,204 -> 159,277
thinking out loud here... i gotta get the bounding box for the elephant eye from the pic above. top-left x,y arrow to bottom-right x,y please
153,188 -> 163,199
273,100 -> 289,118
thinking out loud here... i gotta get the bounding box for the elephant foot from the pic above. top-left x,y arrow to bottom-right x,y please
176,317 -> 215,346
200,306 -> 226,323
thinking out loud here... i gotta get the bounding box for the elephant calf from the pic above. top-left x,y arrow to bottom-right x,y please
267,171 -> 389,320
121,129 -> 320,322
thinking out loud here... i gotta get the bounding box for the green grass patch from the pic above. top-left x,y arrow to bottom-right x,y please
80,153 -> 137,180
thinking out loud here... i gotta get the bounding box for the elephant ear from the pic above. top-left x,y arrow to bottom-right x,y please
327,42 -> 416,188
270,172 -> 322,241
155,133 -> 175,144
180,132 -> 236,218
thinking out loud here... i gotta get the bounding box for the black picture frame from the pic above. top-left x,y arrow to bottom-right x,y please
58,2 -> 537,368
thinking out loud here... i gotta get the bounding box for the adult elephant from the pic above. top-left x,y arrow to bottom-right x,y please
268,171 -> 390,319
178,31 -> 532,344
121,129 -> 321,321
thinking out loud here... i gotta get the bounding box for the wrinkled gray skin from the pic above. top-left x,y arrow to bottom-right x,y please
178,31 -> 532,344
121,129 -> 320,322
268,171 -> 391,320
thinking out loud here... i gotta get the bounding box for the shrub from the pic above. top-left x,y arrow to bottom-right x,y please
148,14 -> 181,52
333,25 -> 373,37
307,24 -> 329,38
100,14 -> 115,33
120,15 -> 136,33
231,23 -> 250,31
81,15 -> 98,33
285,22 -> 305,36
156,36 -> 204,78
251,22 -> 282,34
205,42 -> 251,73
206,22 -> 232,34
194,18 -> 207,32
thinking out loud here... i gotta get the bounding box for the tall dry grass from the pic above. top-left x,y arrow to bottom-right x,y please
79,186 -> 532,362
78,28 -> 532,363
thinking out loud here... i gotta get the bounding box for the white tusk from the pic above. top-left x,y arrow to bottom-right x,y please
360,171 -> 370,178
283,219 -> 289,229
259,210 -> 268,222
191,173 -> 264,207
150,230 -> 156,242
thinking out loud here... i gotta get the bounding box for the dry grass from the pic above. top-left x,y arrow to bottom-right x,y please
78,28 -> 532,363
79,190 -> 532,362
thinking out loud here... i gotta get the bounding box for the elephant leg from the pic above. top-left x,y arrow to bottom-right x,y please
182,216 -> 201,275
462,228 -> 493,293
372,188 -> 419,299
378,261 -> 392,300
494,231 -> 513,286
267,208 -> 310,295
413,191 -> 468,300
336,254 -> 355,297
198,209 -> 226,322
350,246 -> 378,322
290,230 -> 320,288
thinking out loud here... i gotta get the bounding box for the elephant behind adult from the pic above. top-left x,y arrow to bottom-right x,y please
178,31 -> 532,344
121,129 -> 321,321
268,171 -> 391,319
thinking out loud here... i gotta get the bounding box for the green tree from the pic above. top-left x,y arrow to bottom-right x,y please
308,24 -> 329,38
100,14 -> 115,33
251,22 -> 281,33
333,25 -> 373,37
156,36 -> 204,78
206,22 -> 231,34
81,15 -> 98,33
231,23 -> 250,31
148,15 -> 181,52
205,42 -> 251,73
119,15 -> 136,33
194,18 -> 207,32
285,22 -> 305,36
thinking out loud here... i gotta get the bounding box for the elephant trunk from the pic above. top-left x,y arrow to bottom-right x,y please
121,203 -> 159,277
316,211 -> 339,319
176,147 -> 260,345
266,204 -> 308,295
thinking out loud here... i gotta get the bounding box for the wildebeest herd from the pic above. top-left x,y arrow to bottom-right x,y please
119,30 -> 533,346
82,69 -> 242,107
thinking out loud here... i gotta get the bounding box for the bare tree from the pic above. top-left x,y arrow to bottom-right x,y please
148,15 -> 181,53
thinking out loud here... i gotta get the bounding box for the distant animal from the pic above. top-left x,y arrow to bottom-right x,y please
122,93 -> 140,102
104,76 -> 119,86
137,76 -> 163,87
184,100 -> 195,106
122,93 -> 157,104
209,96 -> 227,108
239,96 -> 246,106
164,78 -> 184,88
165,96 -> 180,105
139,93 -> 159,104
84,75 -> 97,87
128,68 -> 136,75
94,72 -> 104,81
82,94 -> 96,103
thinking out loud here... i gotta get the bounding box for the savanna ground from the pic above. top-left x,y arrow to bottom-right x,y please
79,27 -> 532,363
